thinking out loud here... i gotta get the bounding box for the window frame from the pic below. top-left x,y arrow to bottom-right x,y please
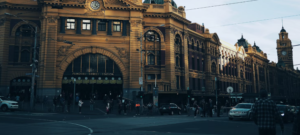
82,19 -> 91,30
113,21 -> 121,32
98,20 -> 106,31
66,19 -> 76,30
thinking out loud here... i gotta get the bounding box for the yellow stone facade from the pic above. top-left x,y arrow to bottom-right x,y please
0,0 -> 299,103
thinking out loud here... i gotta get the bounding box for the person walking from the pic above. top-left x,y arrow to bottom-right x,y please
78,99 -> 83,114
201,100 -> 206,117
225,100 -> 230,114
135,102 -> 140,116
106,102 -> 110,114
293,111 -> 300,135
123,100 -> 127,115
217,100 -> 222,117
252,90 -> 284,135
53,97 -> 57,112
208,99 -> 213,117
127,101 -> 131,113
90,98 -> 95,111
147,102 -> 153,115
193,100 -> 199,118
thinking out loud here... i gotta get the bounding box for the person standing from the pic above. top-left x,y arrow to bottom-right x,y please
53,97 -> 57,112
201,100 -> 206,117
147,102 -> 153,115
90,98 -> 95,111
127,101 -> 131,113
208,99 -> 213,117
193,100 -> 199,118
106,102 -> 110,114
135,102 -> 140,116
252,90 -> 284,135
78,99 -> 83,114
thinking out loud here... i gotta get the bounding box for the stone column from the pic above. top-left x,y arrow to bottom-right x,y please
165,27 -> 176,90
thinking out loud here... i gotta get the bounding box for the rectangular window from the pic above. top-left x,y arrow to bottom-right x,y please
113,21 -> 121,32
192,58 -> 195,70
156,51 -> 161,65
82,20 -> 91,30
147,74 -> 155,80
98,20 -> 106,31
67,19 -> 75,30
157,74 -> 161,79
197,59 -> 200,70
193,78 -> 196,90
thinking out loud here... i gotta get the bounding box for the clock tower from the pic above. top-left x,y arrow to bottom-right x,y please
276,27 -> 294,69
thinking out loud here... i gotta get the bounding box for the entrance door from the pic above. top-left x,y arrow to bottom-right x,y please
61,53 -> 123,100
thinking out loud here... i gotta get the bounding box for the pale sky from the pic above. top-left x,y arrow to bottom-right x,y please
174,0 -> 300,70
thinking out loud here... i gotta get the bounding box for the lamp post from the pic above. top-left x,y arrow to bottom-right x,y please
73,78 -> 76,111
5,13 -> 38,110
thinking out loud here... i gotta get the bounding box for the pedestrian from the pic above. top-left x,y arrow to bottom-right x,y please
217,100 -> 221,117
293,111 -> 300,135
135,102 -> 140,115
53,97 -> 57,112
225,100 -> 230,113
106,102 -> 110,114
127,101 -> 131,113
147,102 -> 153,115
193,100 -> 199,118
60,96 -> 65,113
90,98 -> 95,111
78,99 -> 83,114
208,99 -> 213,117
67,96 -> 71,113
252,90 -> 284,135
118,100 -> 123,115
15,95 -> 20,102
123,100 -> 127,115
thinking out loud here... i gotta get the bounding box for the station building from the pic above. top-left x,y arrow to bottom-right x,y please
0,0 -> 299,105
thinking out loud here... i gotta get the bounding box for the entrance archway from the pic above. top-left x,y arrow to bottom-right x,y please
61,53 -> 123,100
9,76 -> 35,101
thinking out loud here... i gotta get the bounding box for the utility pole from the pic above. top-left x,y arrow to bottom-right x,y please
30,26 -> 38,110
140,32 -> 144,111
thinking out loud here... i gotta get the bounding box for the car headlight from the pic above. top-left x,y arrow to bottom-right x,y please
281,113 -> 284,116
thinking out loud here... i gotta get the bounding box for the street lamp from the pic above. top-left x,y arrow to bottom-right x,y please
73,78 -> 76,111
5,12 -> 38,110
138,24 -> 165,110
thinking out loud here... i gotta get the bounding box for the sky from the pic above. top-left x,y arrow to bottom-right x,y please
174,0 -> 300,70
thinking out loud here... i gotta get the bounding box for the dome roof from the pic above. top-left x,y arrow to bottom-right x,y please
253,42 -> 262,52
237,35 -> 250,48
280,27 -> 286,33
143,0 -> 177,8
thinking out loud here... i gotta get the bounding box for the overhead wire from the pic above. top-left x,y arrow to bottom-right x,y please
185,0 -> 258,11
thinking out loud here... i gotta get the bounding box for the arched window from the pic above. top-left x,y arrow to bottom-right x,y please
191,40 -> 194,50
197,42 -> 200,51
176,56 -> 179,67
147,54 -> 155,65
211,62 -> 216,73
9,24 -> 35,63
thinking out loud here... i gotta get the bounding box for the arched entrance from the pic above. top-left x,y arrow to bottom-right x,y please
61,53 -> 123,100
9,77 -> 35,101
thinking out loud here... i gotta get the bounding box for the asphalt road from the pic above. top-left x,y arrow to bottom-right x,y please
0,112 -> 294,135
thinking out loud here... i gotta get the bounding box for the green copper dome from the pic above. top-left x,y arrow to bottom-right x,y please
143,0 -> 177,8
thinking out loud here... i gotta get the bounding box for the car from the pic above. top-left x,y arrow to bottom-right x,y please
228,103 -> 253,120
277,104 -> 294,123
159,103 -> 181,115
0,96 -> 19,112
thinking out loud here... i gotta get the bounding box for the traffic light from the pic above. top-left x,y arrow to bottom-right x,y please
138,91 -> 144,99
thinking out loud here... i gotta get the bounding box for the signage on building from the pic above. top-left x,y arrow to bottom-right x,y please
139,77 -> 143,85
227,86 -> 233,93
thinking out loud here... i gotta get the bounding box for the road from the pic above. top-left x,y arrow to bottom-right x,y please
0,112 -> 294,135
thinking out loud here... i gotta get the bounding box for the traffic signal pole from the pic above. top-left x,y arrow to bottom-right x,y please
30,26 -> 38,110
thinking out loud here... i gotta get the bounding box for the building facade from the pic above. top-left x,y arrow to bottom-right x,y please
0,0 -> 299,105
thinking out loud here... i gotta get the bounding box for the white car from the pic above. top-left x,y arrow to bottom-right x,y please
0,96 -> 19,112
228,103 -> 253,120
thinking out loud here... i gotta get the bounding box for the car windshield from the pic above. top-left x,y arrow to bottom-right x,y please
277,106 -> 286,111
235,104 -> 252,109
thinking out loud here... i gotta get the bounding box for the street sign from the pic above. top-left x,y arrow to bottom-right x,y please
227,86 -> 233,93
139,77 -> 143,85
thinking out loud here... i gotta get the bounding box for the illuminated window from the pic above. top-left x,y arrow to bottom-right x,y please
67,19 -> 75,30
113,21 -> 121,32
82,20 -> 91,30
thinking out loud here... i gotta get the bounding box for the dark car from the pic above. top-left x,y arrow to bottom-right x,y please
277,105 -> 294,123
159,103 -> 181,115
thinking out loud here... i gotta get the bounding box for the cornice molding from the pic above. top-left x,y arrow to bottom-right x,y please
0,2 -> 40,10
144,13 -> 191,24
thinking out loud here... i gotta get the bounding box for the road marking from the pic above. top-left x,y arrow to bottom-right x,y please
0,116 -> 93,135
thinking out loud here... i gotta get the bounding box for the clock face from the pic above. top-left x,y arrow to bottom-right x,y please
90,1 -> 100,10
282,51 -> 287,56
